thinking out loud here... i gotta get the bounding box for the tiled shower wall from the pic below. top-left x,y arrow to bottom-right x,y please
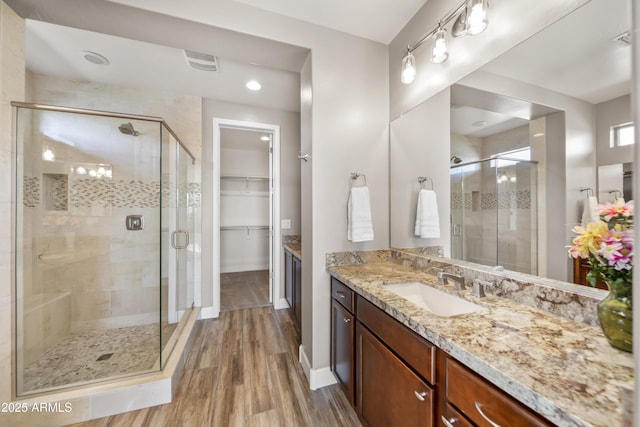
18,73 -> 202,343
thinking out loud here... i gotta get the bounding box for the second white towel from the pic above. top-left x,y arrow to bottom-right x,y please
581,196 -> 599,225
347,187 -> 374,242
415,189 -> 440,238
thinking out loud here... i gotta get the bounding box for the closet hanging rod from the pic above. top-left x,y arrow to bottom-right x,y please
220,225 -> 270,231
220,175 -> 269,181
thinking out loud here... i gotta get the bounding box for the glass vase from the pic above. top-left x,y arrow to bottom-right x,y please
598,280 -> 632,353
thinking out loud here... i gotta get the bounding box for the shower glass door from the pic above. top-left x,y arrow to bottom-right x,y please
13,103 -> 199,396
160,127 -> 195,365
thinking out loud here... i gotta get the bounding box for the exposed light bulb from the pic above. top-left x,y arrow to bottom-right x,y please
97,166 -> 106,177
401,50 -> 416,84
89,170 -> 97,177
76,166 -> 87,175
466,0 -> 488,35
510,176 -> 517,183
431,28 -> 449,64
105,169 -> 112,178
42,148 -> 55,161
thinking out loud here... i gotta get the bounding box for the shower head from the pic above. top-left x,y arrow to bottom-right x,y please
450,155 -> 462,164
118,122 -> 139,136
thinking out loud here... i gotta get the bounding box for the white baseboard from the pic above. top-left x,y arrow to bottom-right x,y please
299,345 -> 337,391
274,298 -> 290,310
199,306 -> 219,319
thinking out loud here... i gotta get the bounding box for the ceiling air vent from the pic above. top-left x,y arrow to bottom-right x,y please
183,50 -> 219,72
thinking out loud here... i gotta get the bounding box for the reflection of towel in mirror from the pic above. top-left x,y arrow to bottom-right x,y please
347,187 -> 374,242
415,189 -> 440,238
581,196 -> 599,226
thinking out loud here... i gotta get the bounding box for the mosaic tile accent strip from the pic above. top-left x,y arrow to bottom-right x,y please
23,176 -> 40,207
23,174 -> 201,210
451,190 -> 532,211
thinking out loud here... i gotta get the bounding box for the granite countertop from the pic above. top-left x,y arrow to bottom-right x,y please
283,241 -> 302,260
328,261 -> 634,427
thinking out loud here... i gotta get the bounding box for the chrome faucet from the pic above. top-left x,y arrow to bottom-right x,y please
437,272 -> 466,290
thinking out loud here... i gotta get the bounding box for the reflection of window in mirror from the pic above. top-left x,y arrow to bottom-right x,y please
610,122 -> 634,147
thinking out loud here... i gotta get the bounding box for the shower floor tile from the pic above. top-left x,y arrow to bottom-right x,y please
22,322 -> 177,393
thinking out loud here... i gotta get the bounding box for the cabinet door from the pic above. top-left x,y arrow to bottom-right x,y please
357,323 -> 433,427
331,298 -> 355,404
284,251 -> 293,308
293,255 -> 302,327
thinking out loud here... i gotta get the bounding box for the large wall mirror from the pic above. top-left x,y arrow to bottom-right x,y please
390,0 -> 631,284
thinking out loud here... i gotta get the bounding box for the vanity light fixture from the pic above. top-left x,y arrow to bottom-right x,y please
466,0 -> 489,35
42,147 -> 55,161
431,25 -> 449,64
401,49 -> 417,84
400,0 -> 489,84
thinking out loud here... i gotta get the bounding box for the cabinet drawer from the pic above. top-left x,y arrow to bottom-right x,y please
331,277 -> 355,312
446,358 -> 552,427
442,403 -> 473,427
357,296 -> 435,384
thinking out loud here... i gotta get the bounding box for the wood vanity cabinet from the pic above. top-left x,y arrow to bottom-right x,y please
444,356 -> 553,427
284,248 -> 302,331
356,296 -> 435,427
330,278 -> 356,404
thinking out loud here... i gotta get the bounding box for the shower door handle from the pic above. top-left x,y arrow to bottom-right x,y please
453,224 -> 462,237
171,230 -> 190,249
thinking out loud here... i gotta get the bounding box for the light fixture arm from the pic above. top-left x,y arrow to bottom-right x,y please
406,0 -> 472,53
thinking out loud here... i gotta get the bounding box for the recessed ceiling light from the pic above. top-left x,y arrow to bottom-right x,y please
246,80 -> 262,91
81,50 -> 110,66
260,135 -> 270,141
471,120 -> 487,127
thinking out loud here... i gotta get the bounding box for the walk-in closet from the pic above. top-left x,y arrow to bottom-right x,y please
219,127 -> 272,311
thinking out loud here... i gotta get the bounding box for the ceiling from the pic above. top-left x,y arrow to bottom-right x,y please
230,0 -> 428,44
26,20 -> 302,112
221,128 -> 271,151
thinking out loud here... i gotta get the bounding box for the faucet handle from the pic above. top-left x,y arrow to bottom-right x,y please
437,271 -> 447,285
472,279 -> 491,298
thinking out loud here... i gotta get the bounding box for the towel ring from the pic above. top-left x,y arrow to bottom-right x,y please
350,172 -> 366,188
579,187 -> 594,198
418,177 -> 433,190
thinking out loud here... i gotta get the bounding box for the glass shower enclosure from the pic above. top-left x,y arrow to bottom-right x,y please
450,156 -> 538,275
13,103 -> 198,395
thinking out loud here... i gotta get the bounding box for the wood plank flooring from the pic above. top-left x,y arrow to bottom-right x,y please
220,270 -> 270,312
68,307 -> 361,427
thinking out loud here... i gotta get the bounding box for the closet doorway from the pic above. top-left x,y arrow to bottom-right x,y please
213,119 -> 281,314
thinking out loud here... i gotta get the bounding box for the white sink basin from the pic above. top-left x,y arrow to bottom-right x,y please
382,282 -> 486,317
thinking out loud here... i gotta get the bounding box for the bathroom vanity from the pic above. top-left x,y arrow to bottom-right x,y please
327,250 -> 633,427
284,238 -> 302,331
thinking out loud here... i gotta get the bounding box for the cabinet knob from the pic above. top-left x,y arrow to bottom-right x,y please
413,390 -> 427,401
441,416 -> 458,427
474,401 -> 502,427
343,318 -> 351,323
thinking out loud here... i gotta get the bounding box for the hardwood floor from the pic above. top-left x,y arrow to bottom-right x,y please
68,307 -> 361,427
220,270 -> 270,311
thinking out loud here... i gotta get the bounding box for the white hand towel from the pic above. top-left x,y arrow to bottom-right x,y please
414,189 -> 440,238
581,196 -> 599,225
347,187 -> 374,242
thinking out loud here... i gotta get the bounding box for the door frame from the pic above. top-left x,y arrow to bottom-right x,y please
211,118 -> 282,318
